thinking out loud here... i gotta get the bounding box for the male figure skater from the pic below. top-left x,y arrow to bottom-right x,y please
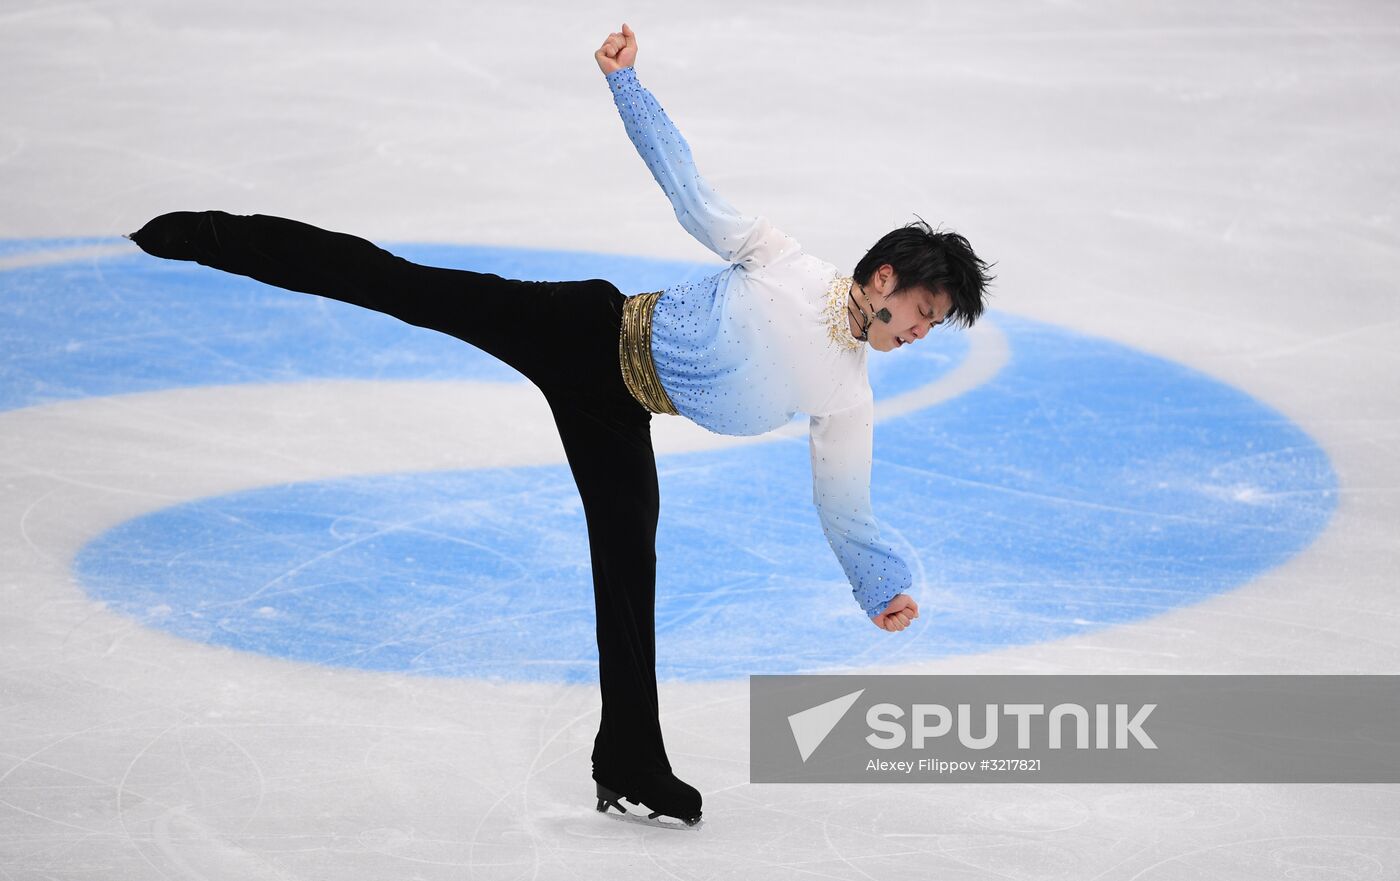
128,23 -> 992,829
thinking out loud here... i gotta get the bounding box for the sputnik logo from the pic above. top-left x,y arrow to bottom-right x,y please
787,689 -> 864,762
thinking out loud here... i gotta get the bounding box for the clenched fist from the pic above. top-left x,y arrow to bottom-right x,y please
872,593 -> 919,632
595,23 -> 638,75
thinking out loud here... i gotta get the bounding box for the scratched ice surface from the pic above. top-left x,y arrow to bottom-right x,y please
3,1 -> 1398,879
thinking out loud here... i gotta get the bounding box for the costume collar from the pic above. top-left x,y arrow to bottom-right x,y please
823,274 -> 864,352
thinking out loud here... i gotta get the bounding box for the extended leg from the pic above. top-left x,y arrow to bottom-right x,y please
128,210 -> 598,384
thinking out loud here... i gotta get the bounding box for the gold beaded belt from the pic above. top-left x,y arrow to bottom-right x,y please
619,291 -> 678,415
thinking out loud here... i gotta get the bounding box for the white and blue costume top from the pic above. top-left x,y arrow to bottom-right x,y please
607,66 -> 912,618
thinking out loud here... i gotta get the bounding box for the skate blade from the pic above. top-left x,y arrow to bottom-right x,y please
595,791 -> 703,830
599,808 -> 704,831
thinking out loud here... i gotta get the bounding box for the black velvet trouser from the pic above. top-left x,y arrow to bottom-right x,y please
167,212 -> 669,784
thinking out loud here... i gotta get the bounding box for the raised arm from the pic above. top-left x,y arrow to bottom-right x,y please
595,24 -> 793,268
809,399 -> 919,631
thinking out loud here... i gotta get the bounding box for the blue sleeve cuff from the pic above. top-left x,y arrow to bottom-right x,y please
605,66 -> 638,90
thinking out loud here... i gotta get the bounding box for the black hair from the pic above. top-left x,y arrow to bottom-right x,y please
852,217 -> 994,328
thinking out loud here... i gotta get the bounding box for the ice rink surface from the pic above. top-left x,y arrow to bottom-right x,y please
3,0 -> 1399,878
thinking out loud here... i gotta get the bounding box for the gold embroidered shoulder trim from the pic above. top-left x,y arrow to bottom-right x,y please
619,291 -> 679,415
823,274 -> 864,352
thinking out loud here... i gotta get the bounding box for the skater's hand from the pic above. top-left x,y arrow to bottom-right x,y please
596,23 -> 638,75
872,594 -> 919,632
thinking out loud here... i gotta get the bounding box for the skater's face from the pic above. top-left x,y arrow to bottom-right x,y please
863,266 -> 953,353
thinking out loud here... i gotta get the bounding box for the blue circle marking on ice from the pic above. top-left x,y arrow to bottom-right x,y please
3,239 -> 1336,681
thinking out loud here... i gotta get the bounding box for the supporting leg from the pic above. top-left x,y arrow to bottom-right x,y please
547,392 -> 702,823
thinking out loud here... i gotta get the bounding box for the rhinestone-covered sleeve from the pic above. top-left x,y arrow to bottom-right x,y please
605,66 -> 775,266
809,398 -> 913,617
